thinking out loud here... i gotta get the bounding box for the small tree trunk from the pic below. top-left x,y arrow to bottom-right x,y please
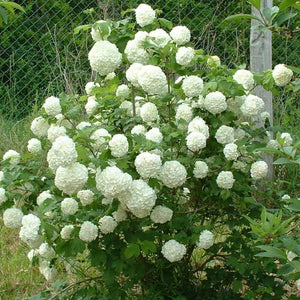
250,0 -> 273,179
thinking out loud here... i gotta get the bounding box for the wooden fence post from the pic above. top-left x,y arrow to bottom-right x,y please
250,0 -> 274,179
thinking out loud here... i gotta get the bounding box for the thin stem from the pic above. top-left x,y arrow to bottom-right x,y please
131,85 -> 136,118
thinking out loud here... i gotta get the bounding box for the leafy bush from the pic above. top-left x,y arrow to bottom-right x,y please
0,3 -> 299,299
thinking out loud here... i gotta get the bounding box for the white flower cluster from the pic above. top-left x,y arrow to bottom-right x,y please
109,134 -> 129,157
216,171 -> 235,189
125,39 -> 149,64
175,103 -> 193,123
19,214 -> 42,248
250,161 -> 268,180
188,117 -> 209,138
96,166 -> 132,198
272,64 -> 293,87
160,161 -> 187,188
207,56 -> 221,68
170,26 -> 191,45
85,81 -> 100,94
85,96 -> 98,116
145,127 -> 163,143
79,221 -> 98,242
240,94 -> 265,117
116,84 -> 130,99
134,152 -> 162,178
138,65 -> 168,95
233,69 -> 254,90
223,143 -> 239,161
37,190 -> 53,206
120,179 -> 156,218
126,63 -> 143,87
31,117 -> 50,137
60,225 -> 74,240
112,206 -> 127,222
193,161 -> 209,179
43,96 -> 61,116
198,230 -> 214,249
135,3 -> 156,27
77,190 -> 94,206
88,41 -> 122,76
47,136 -> 77,171
39,260 -> 57,282
47,124 -> 66,143
90,128 -> 111,150
99,216 -> 118,234
215,125 -> 235,145
161,239 -> 186,262
131,124 -> 146,135
186,131 -> 206,152
38,242 -> 55,260
204,91 -> 227,114
182,76 -> 203,97
90,20 -> 111,42
55,163 -> 88,195
3,149 -> 20,164
149,29 -> 171,48
3,207 -> 23,228
61,198 -> 78,215
150,205 -> 173,224
176,47 -> 194,66
281,132 -> 293,146
141,102 -> 159,123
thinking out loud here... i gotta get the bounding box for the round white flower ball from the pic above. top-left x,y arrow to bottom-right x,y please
150,205 -> 173,224
47,124 -> 67,143
240,94 -> 265,117
116,84 -> 130,99
39,260 -> 57,282
215,125 -> 235,145
3,149 -> 20,165
76,122 -> 91,130
27,138 -> 42,153
126,63 -> 143,87
112,206 -> 127,222
223,143 -> 239,161
0,188 -> 7,205
109,134 -> 129,158
90,20 -> 111,41
186,132 -> 207,152
188,117 -> 209,138
85,96 -> 98,116
233,69 -> 254,90
149,29 -> 171,48
99,216 -> 118,234
198,230 -> 214,249
193,161 -> 209,179
131,124 -> 146,135
176,47 -> 194,66
134,31 -> 149,44
272,64 -> 293,87
250,161 -> 268,180
145,128 -> 163,144
141,102 -> 159,123
267,139 -> 280,149
31,116 -> 50,138
160,161 -> 187,188
61,198 -> 78,215
135,3 -> 156,27
38,243 -> 55,260
47,136 -> 77,171
182,76 -> 203,97
55,163 -> 88,195
138,65 -> 168,95
125,39 -> 149,64
90,128 -> 111,150
207,56 -> 221,68
77,190 -> 94,206
161,239 -> 186,262
280,132 -> 293,146
134,152 -> 162,179
175,103 -> 193,123
85,81 -> 100,94
261,111 -> 270,122
3,208 -> 23,228
79,221 -> 98,242
96,166 -> 132,198
88,41 -> 122,76
170,26 -> 191,45
43,96 -> 61,116
216,171 -> 235,189
204,91 -> 227,114
19,214 -> 42,248
37,190 -> 53,206
60,225 -> 74,240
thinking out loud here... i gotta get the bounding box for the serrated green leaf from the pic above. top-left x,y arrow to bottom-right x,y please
225,13 -> 263,23
124,243 -> 140,258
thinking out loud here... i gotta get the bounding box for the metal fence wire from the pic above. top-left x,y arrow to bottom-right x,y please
0,0 -> 299,119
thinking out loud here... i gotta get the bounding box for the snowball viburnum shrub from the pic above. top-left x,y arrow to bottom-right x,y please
0,3 -> 299,298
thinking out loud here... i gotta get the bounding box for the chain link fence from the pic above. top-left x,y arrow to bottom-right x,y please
0,0 -> 299,119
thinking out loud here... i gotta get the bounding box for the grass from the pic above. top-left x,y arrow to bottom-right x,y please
0,220 -> 46,299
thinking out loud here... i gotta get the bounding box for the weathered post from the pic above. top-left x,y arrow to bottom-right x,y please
250,0 -> 273,179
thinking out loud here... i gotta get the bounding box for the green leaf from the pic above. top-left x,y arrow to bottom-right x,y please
273,158 -> 292,165
274,12 -> 298,26
248,0 -> 261,10
140,240 -> 157,254
262,6 -> 279,23
74,24 -> 92,34
0,1 -> 24,13
280,0 -> 300,10
158,18 -> 173,30
225,14 -> 263,23
124,243 -> 140,258
255,245 -> 286,259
